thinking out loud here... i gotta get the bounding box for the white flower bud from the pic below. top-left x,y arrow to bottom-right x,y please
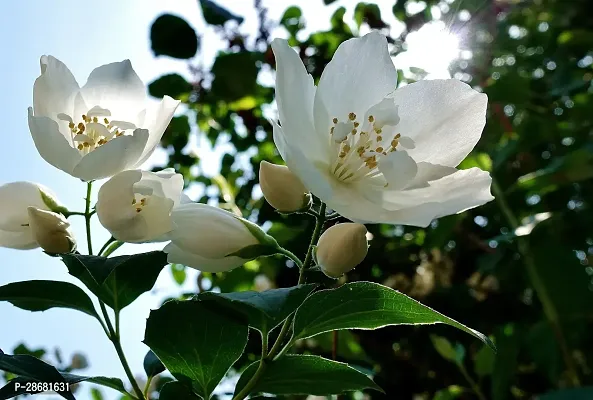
259,161 -> 310,212
164,203 -> 279,272
27,207 -> 76,253
316,223 -> 368,278
0,181 -> 65,250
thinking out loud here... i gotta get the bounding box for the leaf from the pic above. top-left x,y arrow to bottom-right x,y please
169,264 -> 187,286
62,374 -> 129,395
431,335 -> 459,363
0,280 -> 99,320
159,381 -> 200,400
234,355 -> 382,396
144,300 -> 248,399
492,324 -> 521,400
197,284 -> 316,334
61,251 -> 168,312
280,6 -> 304,37
292,282 -> 495,351
143,350 -> 165,378
148,74 -> 193,99
211,52 -> 259,102
151,14 -> 199,59
0,354 -> 72,400
474,343 -> 495,378
90,388 -> 104,400
199,0 -> 244,26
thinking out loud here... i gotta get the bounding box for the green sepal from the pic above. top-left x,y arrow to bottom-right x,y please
39,189 -> 69,215
225,244 -> 280,260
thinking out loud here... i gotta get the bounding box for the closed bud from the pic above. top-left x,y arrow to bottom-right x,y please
259,161 -> 310,212
27,207 -> 76,254
164,203 -> 280,273
316,223 -> 368,278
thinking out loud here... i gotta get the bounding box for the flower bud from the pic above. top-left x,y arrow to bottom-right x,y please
164,203 -> 279,272
0,181 -> 65,250
315,223 -> 368,278
259,161 -> 310,212
27,207 -> 76,253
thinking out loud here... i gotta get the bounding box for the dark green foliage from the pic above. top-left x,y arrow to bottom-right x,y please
151,14 -> 199,59
148,0 -> 593,398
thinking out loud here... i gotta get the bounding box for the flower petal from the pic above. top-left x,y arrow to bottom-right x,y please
96,170 -> 142,231
326,168 -> 492,227
272,120 -> 333,201
28,109 -> 82,176
0,229 -> 38,250
391,79 -> 488,167
133,96 -> 180,167
164,242 -> 246,273
33,55 -> 80,120
0,182 -> 53,230
80,60 -> 145,117
315,31 -> 398,123
271,39 -> 328,162
72,129 -> 149,181
378,150 -> 418,190
135,169 -> 184,204
404,162 -> 457,190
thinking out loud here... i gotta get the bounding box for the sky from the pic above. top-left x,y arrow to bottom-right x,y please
0,1 -> 462,399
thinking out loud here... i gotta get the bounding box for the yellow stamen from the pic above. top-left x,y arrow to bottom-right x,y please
348,112 -> 356,121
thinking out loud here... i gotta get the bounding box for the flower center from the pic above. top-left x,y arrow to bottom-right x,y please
328,98 -> 412,186
58,106 -> 137,155
132,195 -> 149,213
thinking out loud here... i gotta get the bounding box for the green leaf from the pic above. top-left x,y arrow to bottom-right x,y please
292,282 -> 495,351
159,381 -> 200,400
143,350 -> 165,378
474,343 -> 495,378
199,0 -> 244,26
0,280 -> 99,320
90,388 -> 104,400
62,374 -> 129,395
150,14 -> 199,59
234,355 -> 382,396
61,251 -> 168,312
280,6 -> 304,37
431,335 -> 459,363
169,264 -> 187,286
144,300 -> 248,399
0,353 -> 72,400
211,52 -> 259,102
197,284 -> 316,333
148,73 -> 193,99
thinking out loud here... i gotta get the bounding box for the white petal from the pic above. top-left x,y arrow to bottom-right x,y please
0,182 -> 52,230
72,129 -> 149,181
169,203 -> 257,259
86,106 -> 112,117
164,242 -> 246,273
364,98 -> 400,129
80,60 -> 146,117
135,196 -> 175,242
135,169 -> 184,204
391,79 -> 488,167
271,39 -> 328,162
0,229 -> 38,250
133,96 -> 180,167
315,31 -> 398,123
33,55 -> 80,119
272,121 -> 333,201
96,170 -> 142,232
404,162 -> 457,190
28,109 -> 82,176
378,150 -> 418,190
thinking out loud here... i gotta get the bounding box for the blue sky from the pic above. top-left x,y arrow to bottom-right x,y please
0,1 -> 456,398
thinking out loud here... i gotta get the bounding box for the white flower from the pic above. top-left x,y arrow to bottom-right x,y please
271,32 -> 494,227
28,56 -> 180,181
164,203 -> 275,272
315,223 -> 369,278
0,182 -> 63,249
27,207 -> 76,254
96,169 -> 187,243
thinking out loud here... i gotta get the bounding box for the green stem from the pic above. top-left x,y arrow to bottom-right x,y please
63,211 -> 86,217
84,182 -> 94,255
232,331 -> 269,400
99,303 -> 145,400
490,177 -> 580,386
457,363 -> 486,400
277,247 -> 304,269
98,237 -> 116,257
143,375 -> 154,399
233,204 -> 328,400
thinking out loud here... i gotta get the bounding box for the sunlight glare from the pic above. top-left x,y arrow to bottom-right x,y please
395,20 -> 461,79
